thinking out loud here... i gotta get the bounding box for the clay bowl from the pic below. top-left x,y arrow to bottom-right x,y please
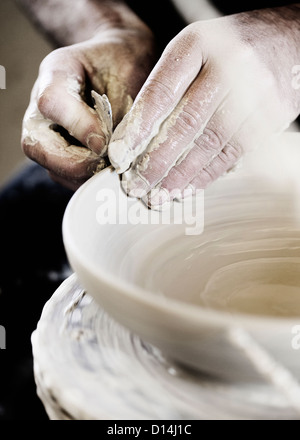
63,133 -> 300,382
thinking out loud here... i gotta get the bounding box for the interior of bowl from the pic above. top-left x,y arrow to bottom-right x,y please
63,133 -> 300,321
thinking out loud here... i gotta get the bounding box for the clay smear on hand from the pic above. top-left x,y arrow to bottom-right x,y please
91,90 -> 113,156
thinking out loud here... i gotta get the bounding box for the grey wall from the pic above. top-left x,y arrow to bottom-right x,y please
0,0 -> 51,187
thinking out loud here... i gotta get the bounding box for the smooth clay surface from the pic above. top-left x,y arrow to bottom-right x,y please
62,133 -> 300,382
133,197 -> 300,317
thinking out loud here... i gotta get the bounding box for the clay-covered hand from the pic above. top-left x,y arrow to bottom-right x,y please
22,28 -> 154,190
108,6 -> 300,208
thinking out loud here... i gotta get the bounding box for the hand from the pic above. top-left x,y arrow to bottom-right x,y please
108,6 -> 300,208
22,28 -> 155,190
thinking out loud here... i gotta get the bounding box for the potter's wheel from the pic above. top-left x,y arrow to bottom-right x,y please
32,274 -> 300,420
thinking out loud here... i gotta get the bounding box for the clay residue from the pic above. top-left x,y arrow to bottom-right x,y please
66,74 -> 85,102
91,90 -> 113,152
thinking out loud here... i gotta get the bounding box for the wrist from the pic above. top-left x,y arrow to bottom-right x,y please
231,4 -> 300,55
230,4 -> 300,114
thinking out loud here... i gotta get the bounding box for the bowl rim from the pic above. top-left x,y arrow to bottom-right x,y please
62,166 -> 300,331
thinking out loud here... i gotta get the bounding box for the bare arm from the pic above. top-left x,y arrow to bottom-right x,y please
16,0 -> 152,46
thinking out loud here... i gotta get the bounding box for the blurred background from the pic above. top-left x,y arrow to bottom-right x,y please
0,0 -> 53,420
0,0 -> 50,188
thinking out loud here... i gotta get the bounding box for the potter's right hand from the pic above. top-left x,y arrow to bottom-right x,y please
21,28 -> 155,191
108,5 -> 300,208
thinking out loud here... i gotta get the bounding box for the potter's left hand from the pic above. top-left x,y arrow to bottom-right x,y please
108,5 -> 300,208
21,28 -> 154,191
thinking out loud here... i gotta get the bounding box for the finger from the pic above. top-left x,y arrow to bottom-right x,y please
119,42 -> 271,199
145,139 -> 243,210
48,171 -> 85,191
125,73 -> 258,203
22,126 -> 105,182
120,65 -> 231,199
187,107 -> 285,193
147,95 -> 283,208
148,103 -> 246,205
186,141 -> 243,192
146,70 -> 285,208
22,84 -> 106,182
37,50 -> 109,155
108,26 -> 205,173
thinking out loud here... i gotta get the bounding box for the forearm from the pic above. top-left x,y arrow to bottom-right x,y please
16,0 -> 152,47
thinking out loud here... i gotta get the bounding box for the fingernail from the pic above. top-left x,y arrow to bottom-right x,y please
108,140 -> 132,174
87,133 -> 106,155
148,187 -> 170,210
121,170 -> 149,198
175,185 -> 194,202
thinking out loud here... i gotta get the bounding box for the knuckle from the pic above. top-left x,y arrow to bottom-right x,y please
262,71 -> 277,93
201,167 -> 215,182
195,126 -> 225,153
167,165 -> 188,185
238,44 -> 258,64
37,87 -> 55,117
255,67 -> 276,94
65,160 -> 93,180
196,167 -> 214,189
202,156 -> 228,182
40,47 -> 67,68
177,107 -> 199,133
145,77 -> 176,107
173,23 -> 202,49
239,46 -> 277,92
223,142 -> 243,162
164,23 -> 204,63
